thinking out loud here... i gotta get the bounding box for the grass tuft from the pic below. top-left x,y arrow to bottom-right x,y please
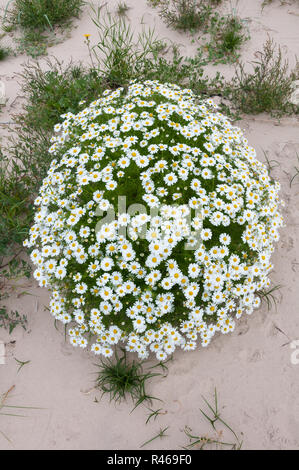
158,0 -> 214,32
6,0 -> 83,31
95,348 -> 164,408
205,14 -> 248,64
229,37 -> 298,115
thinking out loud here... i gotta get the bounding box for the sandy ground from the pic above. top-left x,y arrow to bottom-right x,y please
0,0 -> 299,450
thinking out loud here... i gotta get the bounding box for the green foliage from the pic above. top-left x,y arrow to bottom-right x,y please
3,0 -> 83,57
184,388 -> 242,450
229,38 -> 298,115
90,10 -> 162,88
7,0 -> 83,31
95,349 -> 165,408
89,9 -> 224,96
0,306 -> 27,334
158,0 -> 215,32
141,426 -> 169,448
20,59 -> 105,132
290,153 -> 299,187
14,29 -> 49,58
205,14 -> 248,64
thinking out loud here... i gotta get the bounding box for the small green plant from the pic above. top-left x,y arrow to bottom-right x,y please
90,10 -> 162,88
147,0 -> 162,6
261,0 -> 298,6
3,0 -> 83,57
229,38 -> 298,115
0,248 -> 30,334
289,153 -> 299,187
0,305 -> 27,333
95,349 -> 164,409
14,357 -> 31,373
6,0 -> 83,30
158,0 -> 214,32
184,388 -> 242,450
145,407 -> 165,424
141,426 -> 169,448
19,59 -> 105,132
14,29 -> 49,58
262,150 -> 280,182
205,14 -> 248,63
257,284 -> 281,310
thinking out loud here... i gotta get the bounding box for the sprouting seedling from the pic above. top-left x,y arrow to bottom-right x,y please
140,426 -> 169,448
200,389 -> 239,440
130,391 -> 163,414
257,284 -> 282,311
14,358 -> 30,373
262,149 -> 279,180
193,388 -> 243,450
145,407 -> 165,424
289,153 -> 299,188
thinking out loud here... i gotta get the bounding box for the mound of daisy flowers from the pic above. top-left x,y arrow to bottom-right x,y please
24,80 -> 283,361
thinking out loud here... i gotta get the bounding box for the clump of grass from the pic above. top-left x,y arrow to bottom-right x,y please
90,10 -> 163,88
229,38 -> 299,115
19,59 -> 105,132
205,14 -> 248,63
6,0 -> 83,31
95,348 -> 164,409
158,0 -> 214,32
3,0 -> 83,57
89,9 -> 225,96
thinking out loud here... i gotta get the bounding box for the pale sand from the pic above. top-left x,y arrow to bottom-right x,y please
0,0 -> 299,450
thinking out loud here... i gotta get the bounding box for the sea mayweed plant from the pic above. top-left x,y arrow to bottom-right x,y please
24,80 -> 283,361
